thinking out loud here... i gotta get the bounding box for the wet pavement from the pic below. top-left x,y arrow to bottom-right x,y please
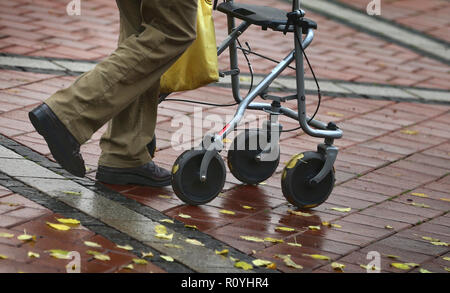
0,0 -> 449,273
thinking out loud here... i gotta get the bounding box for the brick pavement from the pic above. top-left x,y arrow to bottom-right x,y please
0,182 -> 166,273
0,0 -> 449,273
336,0 -> 450,43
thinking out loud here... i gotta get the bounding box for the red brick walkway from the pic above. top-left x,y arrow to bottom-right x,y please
0,0 -> 449,273
0,183 -> 166,273
336,0 -> 450,43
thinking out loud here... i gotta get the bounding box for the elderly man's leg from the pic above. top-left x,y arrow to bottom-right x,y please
95,0 -> 167,186
29,0 -> 198,178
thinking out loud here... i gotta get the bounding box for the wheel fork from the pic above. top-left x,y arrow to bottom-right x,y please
309,141 -> 338,186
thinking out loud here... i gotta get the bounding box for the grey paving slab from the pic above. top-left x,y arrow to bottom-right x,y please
338,83 -> 416,98
0,145 -> 23,159
0,158 -> 64,179
0,56 -> 65,71
52,60 -> 96,73
404,89 -> 450,103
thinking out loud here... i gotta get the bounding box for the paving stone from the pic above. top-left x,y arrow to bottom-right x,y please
0,158 -> 65,179
375,236 -> 448,256
0,145 -> 22,159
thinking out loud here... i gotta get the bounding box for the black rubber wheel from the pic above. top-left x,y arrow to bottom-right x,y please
147,135 -> 156,158
227,129 -> 280,185
281,151 -> 335,209
172,149 -> 226,205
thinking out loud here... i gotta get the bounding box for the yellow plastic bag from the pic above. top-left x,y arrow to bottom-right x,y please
160,0 -> 219,94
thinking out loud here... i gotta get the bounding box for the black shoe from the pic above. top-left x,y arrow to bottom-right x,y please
29,103 -> 86,177
96,161 -> 171,187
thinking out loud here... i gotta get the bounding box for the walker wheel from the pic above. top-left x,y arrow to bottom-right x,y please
147,135 -> 156,158
228,129 -> 280,185
281,151 -> 335,209
172,149 -> 226,205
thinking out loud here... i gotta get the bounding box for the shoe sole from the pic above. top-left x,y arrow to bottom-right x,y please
96,170 -> 171,187
29,106 -> 86,177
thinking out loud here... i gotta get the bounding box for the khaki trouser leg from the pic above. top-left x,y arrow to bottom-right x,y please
98,0 -> 159,168
44,0 -> 198,167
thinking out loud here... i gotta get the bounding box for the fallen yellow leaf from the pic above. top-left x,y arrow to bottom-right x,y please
229,256 -> 239,262
62,191 -> 82,196
400,129 -> 418,135
158,195 -> 172,199
266,262 -> 277,270
47,249 -> 71,260
430,241 -> 448,246
442,256 -> 450,262
234,261 -> 253,270
410,202 -> 430,208
288,209 -> 312,217
276,254 -> 303,270
178,213 -> 191,219
215,249 -> 229,256
445,267 -> 450,272
330,207 -> 351,213
160,219 -> 174,224
326,112 -> 344,118
17,230 -> 35,242
411,192 -> 428,198
384,254 -> 400,259
308,225 -> 321,231
241,205 -> 253,210
331,262 -> 346,272
94,254 -> 111,261
220,209 -> 236,215
84,241 -> 102,248
160,255 -> 174,262
390,262 -> 412,270
252,259 -> 273,267
185,238 -> 205,246
132,258 -> 148,265
422,236 -> 440,242
164,244 -> 183,249
142,252 -> 154,258
440,198 -> 450,202
303,254 -> 331,261
240,235 -> 265,243
56,218 -> 80,225
154,225 -> 168,235
264,237 -> 284,243
0,254 -> 8,260
27,252 -> 40,258
116,244 -> 133,251
155,233 -> 173,241
0,233 -> 14,238
419,268 -> 433,273
287,242 -> 302,247
123,264 -> 134,270
275,226 -> 296,232
46,222 -> 71,231
385,225 -> 393,229
184,225 -> 198,230
286,153 -> 305,169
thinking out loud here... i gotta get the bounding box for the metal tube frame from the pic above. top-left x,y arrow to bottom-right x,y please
201,0 -> 342,184
213,0 -> 342,141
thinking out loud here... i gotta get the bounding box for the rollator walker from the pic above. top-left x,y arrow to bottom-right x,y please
155,0 -> 343,209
